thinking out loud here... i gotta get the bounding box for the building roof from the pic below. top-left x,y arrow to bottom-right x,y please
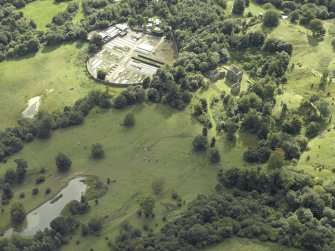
116,23 -> 128,31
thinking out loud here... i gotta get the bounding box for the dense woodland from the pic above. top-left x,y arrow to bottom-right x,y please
0,0 -> 335,250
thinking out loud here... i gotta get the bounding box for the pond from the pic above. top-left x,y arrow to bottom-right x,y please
5,177 -> 87,237
21,96 -> 41,118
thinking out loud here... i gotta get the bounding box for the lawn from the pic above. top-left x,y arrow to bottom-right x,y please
0,42 -> 108,130
0,104 -> 220,250
22,0 -> 85,30
204,237 -> 299,251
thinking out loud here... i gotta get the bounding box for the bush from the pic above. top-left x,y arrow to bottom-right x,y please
45,188 -> 51,194
88,218 -> 103,234
35,175 -> 45,184
32,188 -> 39,195
209,147 -> 221,163
152,178 -> 165,195
91,143 -> 104,159
123,113 -> 135,127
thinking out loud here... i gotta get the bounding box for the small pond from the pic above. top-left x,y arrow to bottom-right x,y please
5,177 -> 87,237
21,96 -> 41,118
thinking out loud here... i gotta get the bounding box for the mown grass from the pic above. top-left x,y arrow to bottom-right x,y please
204,237 -> 299,251
22,0 -> 84,30
0,104 -> 221,250
0,42 -> 108,130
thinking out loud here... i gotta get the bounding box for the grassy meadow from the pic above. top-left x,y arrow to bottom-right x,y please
1,2 -> 335,250
0,42 -> 109,130
0,104 -> 221,249
22,0 -> 84,30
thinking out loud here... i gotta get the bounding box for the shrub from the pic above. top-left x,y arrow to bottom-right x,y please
91,143 -> 104,159
32,188 -> 39,195
35,175 -> 45,184
209,147 -> 221,163
123,113 -> 135,127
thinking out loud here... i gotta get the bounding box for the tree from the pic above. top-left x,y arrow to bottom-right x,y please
209,147 -> 221,163
139,196 -> 155,217
91,143 -> 104,159
97,69 -> 108,80
268,148 -> 285,168
50,216 -> 77,235
88,33 -> 104,53
2,183 -> 13,201
123,113 -> 135,127
11,202 -> 25,226
232,0 -> 245,14
310,19 -> 326,37
152,178 -> 165,195
4,169 -> 17,185
114,94 -> 128,108
290,11 -> 300,23
305,122 -> 320,138
15,159 -> 28,183
263,10 -> 280,27
56,153 -> 72,172
88,218 -> 103,234
193,135 -> 208,151
36,114 -> 55,138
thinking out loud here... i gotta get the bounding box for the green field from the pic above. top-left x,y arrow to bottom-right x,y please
205,237 -> 299,251
0,104 -> 220,249
0,42 -> 108,130
22,0 -> 84,30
